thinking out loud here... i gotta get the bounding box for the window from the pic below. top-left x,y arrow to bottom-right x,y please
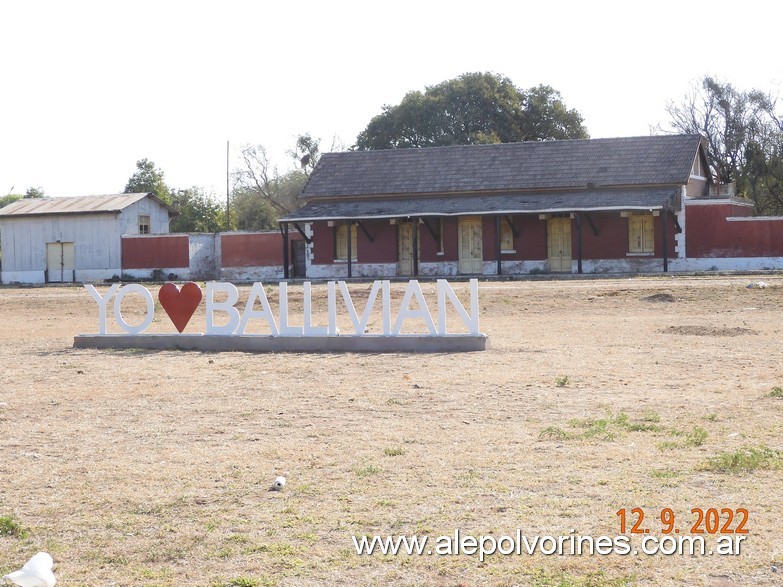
139,214 -> 151,234
691,154 -> 705,178
334,223 -> 358,261
500,219 -> 514,252
628,213 -> 654,253
436,218 -> 444,255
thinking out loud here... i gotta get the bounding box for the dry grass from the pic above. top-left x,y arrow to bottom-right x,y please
1,276 -> 782,586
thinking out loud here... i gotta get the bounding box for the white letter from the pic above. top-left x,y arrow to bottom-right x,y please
84,283 -> 120,334
327,281 -> 338,335
437,279 -> 479,334
278,282 -> 303,336
393,280 -> 437,335
113,284 -> 154,334
434,535 -> 452,556
382,280 -> 391,335
237,282 -> 279,335
206,282 -> 241,335
303,282 -> 327,335
338,280 -> 383,335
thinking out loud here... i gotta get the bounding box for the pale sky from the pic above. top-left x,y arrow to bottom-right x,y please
2,0 -> 781,199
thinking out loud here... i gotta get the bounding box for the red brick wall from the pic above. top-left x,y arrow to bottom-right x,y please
686,203 -> 783,257
221,232 -> 301,267
122,235 -> 189,269
358,220 -> 397,263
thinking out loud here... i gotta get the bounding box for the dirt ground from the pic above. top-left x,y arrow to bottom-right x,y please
1,276 -> 782,587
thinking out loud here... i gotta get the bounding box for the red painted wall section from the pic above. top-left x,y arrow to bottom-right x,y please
358,220 -> 396,263
221,232 -> 301,267
309,211 -> 685,267
515,216 -> 547,260
686,203 -> 783,257
311,222 -> 334,264
579,214 -> 627,259
122,235 -> 189,269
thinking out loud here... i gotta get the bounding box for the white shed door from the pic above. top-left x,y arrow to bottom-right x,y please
46,242 -> 75,282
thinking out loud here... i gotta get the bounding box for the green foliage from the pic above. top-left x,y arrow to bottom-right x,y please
354,464 -> 381,477
383,447 -> 404,457
555,375 -> 570,387
169,187 -> 224,233
233,144 -> 311,225
288,133 -> 320,175
124,158 -> 171,204
770,386 -> 783,398
24,187 -> 45,198
531,568 -> 635,586
685,426 -> 708,447
538,426 -> 569,440
0,514 -> 28,538
702,446 -> 783,473
355,72 -> 588,150
664,75 -> 783,214
0,194 -> 23,209
211,577 -> 262,587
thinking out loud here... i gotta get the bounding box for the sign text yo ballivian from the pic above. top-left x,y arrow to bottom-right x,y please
74,280 -> 488,353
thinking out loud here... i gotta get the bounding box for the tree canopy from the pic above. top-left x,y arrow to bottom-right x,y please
230,134 -> 321,229
0,187 -> 45,209
124,159 -> 171,204
169,187 -> 224,233
355,72 -> 588,150
663,76 -> 783,213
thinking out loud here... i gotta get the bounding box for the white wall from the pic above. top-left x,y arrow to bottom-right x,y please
119,199 -> 170,235
0,196 -> 172,284
0,213 -> 122,283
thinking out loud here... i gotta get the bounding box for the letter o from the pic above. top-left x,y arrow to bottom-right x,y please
496,535 -> 515,555
113,284 -> 154,334
658,536 -> 677,555
539,536 -> 557,555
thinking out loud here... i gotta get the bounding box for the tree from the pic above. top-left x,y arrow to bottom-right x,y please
0,187 -> 45,209
662,76 -> 783,213
24,187 -> 45,198
124,159 -> 171,203
233,143 -> 311,223
354,72 -> 588,150
169,187 -> 224,233
288,133 -> 320,175
230,186 -> 279,230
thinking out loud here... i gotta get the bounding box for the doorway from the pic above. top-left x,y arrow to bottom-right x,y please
547,217 -> 572,273
45,242 -> 75,283
458,216 -> 483,274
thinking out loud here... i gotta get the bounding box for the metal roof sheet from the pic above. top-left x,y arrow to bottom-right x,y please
0,193 -> 178,217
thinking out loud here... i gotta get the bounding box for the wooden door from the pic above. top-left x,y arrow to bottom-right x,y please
398,222 -> 415,276
547,217 -> 572,273
458,216 -> 483,274
292,240 -> 306,277
46,242 -> 75,282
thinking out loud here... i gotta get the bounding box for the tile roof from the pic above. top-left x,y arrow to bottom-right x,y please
282,188 -> 677,222
0,193 -> 178,217
300,134 -> 704,199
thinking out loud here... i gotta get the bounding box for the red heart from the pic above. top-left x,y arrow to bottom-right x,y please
158,282 -> 203,333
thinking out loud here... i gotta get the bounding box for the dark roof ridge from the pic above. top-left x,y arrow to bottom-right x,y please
325,133 -> 704,156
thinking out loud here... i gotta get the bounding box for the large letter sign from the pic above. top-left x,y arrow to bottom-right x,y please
75,279 -> 487,353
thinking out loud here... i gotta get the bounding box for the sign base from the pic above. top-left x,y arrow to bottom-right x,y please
73,334 -> 490,353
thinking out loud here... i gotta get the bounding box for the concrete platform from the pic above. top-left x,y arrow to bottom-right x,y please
73,334 -> 489,353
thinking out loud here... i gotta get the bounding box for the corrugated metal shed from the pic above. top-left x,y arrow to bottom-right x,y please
0,193 -> 178,217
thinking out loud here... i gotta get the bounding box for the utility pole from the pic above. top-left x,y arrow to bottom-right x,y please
226,141 -> 231,231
